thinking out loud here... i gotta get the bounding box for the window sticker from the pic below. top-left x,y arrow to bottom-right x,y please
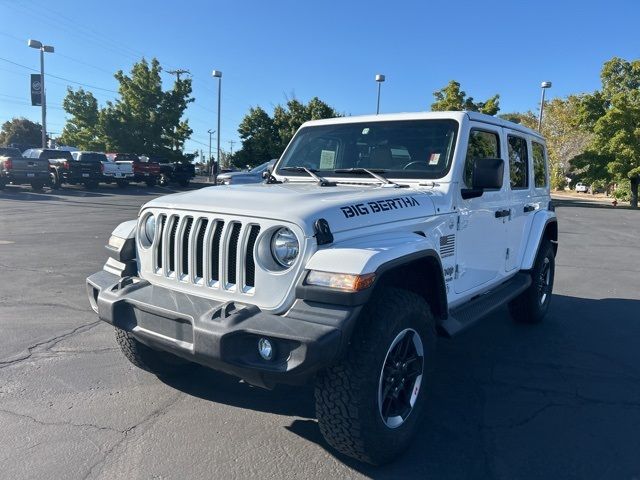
319,150 -> 336,169
429,153 -> 441,165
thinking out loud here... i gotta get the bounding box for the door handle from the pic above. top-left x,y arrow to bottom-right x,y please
523,204 -> 536,213
495,209 -> 510,218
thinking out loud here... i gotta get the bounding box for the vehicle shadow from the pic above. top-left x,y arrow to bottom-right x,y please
160,294 -> 640,477
552,196 -> 633,210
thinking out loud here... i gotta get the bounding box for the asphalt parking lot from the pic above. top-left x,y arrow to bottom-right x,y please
1,184 -> 639,479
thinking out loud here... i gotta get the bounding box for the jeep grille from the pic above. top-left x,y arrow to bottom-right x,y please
153,213 -> 261,291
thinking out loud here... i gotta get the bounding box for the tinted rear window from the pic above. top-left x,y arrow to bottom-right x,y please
41,150 -> 73,161
114,153 -> 139,162
79,153 -> 107,162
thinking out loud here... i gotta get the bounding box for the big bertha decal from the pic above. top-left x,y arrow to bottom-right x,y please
340,197 -> 420,218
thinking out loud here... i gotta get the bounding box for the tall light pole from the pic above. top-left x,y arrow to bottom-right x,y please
538,81 -> 552,131
212,70 -> 222,176
375,74 -> 385,114
207,129 -> 215,180
28,39 -> 54,148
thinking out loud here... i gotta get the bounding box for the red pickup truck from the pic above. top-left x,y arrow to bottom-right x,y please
106,153 -> 160,187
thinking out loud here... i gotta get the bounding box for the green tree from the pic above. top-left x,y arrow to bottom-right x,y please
431,80 -> 500,115
0,117 -> 42,147
233,96 -> 340,168
59,88 -> 104,150
580,57 -> 640,207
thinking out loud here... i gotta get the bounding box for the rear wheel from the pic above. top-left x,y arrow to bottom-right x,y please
509,240 -> 555,324
315,287 -> 436,465
115,327 -> 194,376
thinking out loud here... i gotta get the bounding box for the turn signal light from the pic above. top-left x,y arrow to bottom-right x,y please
306,271 -> 376,291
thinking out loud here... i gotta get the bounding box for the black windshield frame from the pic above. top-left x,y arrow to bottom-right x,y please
276,119 -> 459,181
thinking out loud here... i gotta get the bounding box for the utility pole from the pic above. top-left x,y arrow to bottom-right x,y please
228,140 -> 235,156
167,69 -> 191,151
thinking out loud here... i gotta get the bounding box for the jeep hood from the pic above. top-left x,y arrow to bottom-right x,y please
143,182 -> 437,236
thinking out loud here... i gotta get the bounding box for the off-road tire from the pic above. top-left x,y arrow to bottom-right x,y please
31,182 -> 44,192
114,327 -> 192,376
509,240 -> 555,324
315,287 -> 436,465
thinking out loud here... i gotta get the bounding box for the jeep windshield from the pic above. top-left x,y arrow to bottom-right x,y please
276,119 -> 458,181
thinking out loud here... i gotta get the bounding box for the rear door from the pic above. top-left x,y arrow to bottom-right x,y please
504,132 -> 533,271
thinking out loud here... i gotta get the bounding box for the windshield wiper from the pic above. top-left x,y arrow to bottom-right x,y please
333,168 -> 407,188
280,166 -> 335,186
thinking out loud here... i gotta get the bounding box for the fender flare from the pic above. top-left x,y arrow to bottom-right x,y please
521,212 -> 558,270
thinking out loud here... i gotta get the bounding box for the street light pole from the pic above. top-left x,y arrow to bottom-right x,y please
212,70 -> 222,177
375,74 -> 385,114
538,81 -> 552,131
28,39 -> 54,148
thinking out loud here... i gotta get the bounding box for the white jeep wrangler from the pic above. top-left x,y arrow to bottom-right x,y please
87,111 -> 557,465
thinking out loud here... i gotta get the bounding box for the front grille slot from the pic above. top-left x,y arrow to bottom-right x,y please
156,215 -> 166,269
195,219 -> 208,279
180,217 -> 194,277
210,221 -> 225,282
245,225 -> 260,288
227,223 -> 242,285
168,217 -> 179,273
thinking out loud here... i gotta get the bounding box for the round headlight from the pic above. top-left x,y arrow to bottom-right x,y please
270,227 -> 299,268
143,215 -> 156,244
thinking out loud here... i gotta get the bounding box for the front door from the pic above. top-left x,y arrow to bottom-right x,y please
454,127 -> 509,294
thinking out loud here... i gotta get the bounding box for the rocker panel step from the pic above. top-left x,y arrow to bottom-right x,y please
442,272 -> 532,337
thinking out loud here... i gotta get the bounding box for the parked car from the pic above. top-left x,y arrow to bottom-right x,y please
74,152 -> 133,187
105,153 -> 159,187
23,148 -> 102,189
575,182 -> 588,193
216,160 -> 275,185
147,156 -> 195,187
87,111 -> 557,465
0,147 -> 50,191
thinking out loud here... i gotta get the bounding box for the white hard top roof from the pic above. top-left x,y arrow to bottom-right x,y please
302,111 -> 544,140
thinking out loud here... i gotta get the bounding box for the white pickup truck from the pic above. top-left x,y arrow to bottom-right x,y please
72,151 -> 134,187
87,111 -> 557,465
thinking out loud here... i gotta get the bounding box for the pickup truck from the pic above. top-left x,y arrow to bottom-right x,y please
0,147 -> 50,191
107,153 -> 160,187
147,156 -> 195,187
75,152 -> 133,187
23,148 -> 102,189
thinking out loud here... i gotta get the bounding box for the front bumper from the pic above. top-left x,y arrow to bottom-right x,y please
87,270 -> 360,387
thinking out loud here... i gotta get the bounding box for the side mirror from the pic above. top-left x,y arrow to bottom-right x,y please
461,157 -> 504,199
262,168 -> 271,180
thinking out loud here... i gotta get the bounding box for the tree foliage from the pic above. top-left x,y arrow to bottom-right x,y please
431,80 -> 500,115
232,97 -> 340,168
579,57 -> 640,207
0,117 -> 42,148
60,58 -> 194,159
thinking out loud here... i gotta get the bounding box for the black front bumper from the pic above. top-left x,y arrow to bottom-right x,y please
87,270 -> 360,387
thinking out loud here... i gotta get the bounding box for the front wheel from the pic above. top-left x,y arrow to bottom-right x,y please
509,240 -> 555,324
315,288 -> 436,465
115,327 -> 194,376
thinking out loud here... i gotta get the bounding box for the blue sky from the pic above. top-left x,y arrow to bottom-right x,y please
1,0 -> 639,157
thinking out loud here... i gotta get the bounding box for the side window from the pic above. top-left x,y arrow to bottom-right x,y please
507,135 -> 528,189
464,129 -> 500,187
532,141 -> 547,188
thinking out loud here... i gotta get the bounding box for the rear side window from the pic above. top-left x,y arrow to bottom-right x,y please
464,129 -> 500,187
532,141 -> 547,188
79,153 -> 107,163
507,135 -> 528,189
41,150 -> 73,161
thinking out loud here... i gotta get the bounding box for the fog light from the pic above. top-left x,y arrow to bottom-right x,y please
258,338 -> 274,361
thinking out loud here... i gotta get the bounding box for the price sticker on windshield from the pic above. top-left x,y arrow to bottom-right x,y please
428,153 -> 441,165
319,150 -> 336,170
